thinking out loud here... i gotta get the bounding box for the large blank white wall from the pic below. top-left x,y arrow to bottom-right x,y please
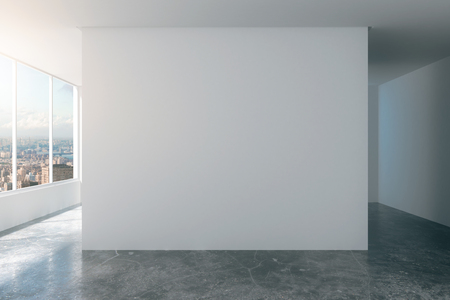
379,56 -> 450,227
82,28 -> 368,250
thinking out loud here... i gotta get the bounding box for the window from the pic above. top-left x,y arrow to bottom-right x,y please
0,55 -> 13,191
0,54 -> 78,192
52,78 -> 74,182
17,63 -> 50,189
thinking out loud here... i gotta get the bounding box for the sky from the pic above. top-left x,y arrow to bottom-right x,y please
0,55 -> 74,140
53,77 -> 74,140
0,55 -> 13,138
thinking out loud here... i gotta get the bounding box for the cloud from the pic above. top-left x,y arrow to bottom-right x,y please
1,122 -> 11,129
16,108 -> 48,129
0,111 -> 12,128
53,115 -> 73,127
0,108 -> 72,131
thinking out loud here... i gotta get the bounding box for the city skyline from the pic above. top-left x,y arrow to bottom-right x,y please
0,137 -> 74,192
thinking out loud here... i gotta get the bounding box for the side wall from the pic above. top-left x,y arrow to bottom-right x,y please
0,15 -> 81,86
368,86 -> 379,202
379,56 -> 450,227
0,181 -> 80,232
0,22 -> 82,233
0,26 -> 81,86
82,28 -> 368,250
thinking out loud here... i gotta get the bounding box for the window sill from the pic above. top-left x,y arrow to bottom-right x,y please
0,179 -> 80,197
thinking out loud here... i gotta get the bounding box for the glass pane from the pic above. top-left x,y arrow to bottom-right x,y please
0,55 -> 13,192
52,78 -> 74,182
17,63 -> 50,189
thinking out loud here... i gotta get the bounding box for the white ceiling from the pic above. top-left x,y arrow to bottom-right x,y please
1,0 -> 450,85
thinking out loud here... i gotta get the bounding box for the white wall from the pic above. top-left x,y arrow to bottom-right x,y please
368,86 -> 379,202
0,181 -> 80,232
82,28 -> 368,250
0,20 -> 82,233
379,56 -> 450,227
0,23 -> 81,86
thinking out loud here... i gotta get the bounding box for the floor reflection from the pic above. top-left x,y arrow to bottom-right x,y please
1,204 -> 449,299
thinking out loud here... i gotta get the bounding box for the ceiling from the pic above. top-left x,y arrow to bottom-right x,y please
1,0 -> 450,85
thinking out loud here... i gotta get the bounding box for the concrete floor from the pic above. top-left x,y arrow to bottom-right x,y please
0,203 -> 449,299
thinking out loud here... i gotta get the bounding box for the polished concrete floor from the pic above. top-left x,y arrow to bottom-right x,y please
0,203 -> 449,299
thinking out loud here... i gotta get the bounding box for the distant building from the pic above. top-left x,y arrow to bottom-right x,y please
0,152 -> 11,158
18,167 -> 27,179
26,172 -> 36,182
35,174 -> 42,184
17,180 -> 28,189
53,164 -> 73,182
42,164 -> 73,183
42,166 -> 50,184
3,182 -> 12,191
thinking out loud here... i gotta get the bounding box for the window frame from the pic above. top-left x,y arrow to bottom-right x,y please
0,52 -> 79,193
